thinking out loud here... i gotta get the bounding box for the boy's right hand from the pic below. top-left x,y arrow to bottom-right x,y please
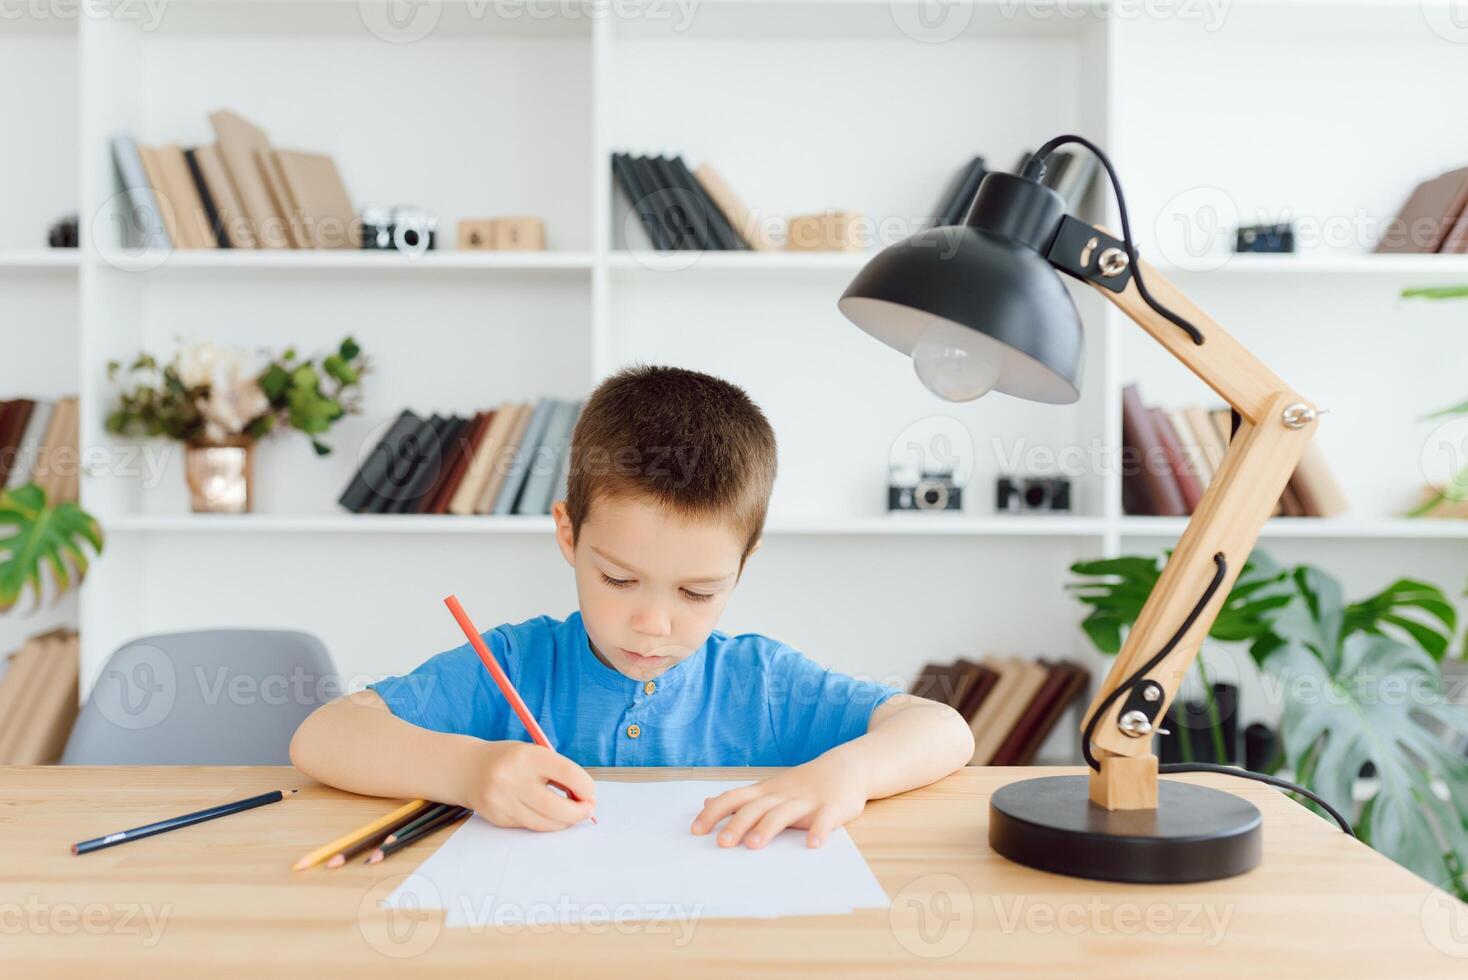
462,741 -> 597,832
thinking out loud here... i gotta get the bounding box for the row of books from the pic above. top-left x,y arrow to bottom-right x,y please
0,628 -> 79,765
338,399 -> 583,516
611,152 -> 760,252
1122,383 -> 1348,518
0,397 -> 80,503
912,656 -> 1090,766
111,108 -> 356,251
931,149 -> 1099,228
1376,163 -> 1468,254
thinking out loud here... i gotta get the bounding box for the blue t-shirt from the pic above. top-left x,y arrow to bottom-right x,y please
368,611 -> 902,767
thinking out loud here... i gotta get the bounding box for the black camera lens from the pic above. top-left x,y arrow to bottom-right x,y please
1024,485 -> 1046,507
922,488 -> 941,506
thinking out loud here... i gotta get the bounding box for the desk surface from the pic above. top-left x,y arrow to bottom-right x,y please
1,765 -> 1462,978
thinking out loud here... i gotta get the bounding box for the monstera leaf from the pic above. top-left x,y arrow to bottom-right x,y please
0,484 -> 105,612
1266,623 -> 1468,886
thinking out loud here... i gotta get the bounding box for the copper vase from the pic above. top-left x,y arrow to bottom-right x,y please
184,437 -> 255,513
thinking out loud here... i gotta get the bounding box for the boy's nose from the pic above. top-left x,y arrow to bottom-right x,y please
631,607 -> 673,637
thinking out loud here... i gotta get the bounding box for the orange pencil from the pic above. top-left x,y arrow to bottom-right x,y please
444,595 -> 596,823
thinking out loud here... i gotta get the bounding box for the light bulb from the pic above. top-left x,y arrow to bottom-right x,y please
911,319 -> 1002,402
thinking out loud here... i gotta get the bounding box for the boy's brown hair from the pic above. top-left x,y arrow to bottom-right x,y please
564,364 -> 777,563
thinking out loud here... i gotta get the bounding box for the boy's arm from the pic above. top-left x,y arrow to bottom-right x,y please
690,694 -> 972,850
289,690 -> 597,831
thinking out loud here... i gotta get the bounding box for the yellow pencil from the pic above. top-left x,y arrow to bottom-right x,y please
292,799 -> 429,871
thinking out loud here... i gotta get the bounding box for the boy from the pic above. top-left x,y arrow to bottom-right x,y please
290,365 -> 974,849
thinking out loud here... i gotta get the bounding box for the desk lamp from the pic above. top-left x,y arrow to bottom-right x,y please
839,134 -> 1350,883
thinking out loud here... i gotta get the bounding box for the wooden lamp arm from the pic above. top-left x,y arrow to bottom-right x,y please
1078,254 -> 1319,809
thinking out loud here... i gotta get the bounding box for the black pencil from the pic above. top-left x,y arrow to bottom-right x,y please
325,801 -> 443,868
366,806 -> 471,864
72,789 -> 296,855
382,802 -> 454,846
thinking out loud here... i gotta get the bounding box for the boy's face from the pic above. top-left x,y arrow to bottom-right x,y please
552,494 -> 757,681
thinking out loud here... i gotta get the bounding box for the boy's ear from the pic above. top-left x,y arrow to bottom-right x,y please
551,500 -> 576,566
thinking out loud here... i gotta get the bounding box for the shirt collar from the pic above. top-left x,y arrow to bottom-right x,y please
566,610 -> 704,695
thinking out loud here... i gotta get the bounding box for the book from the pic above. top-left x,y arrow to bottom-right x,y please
110,135 -> 171,250
449,403 -> 519,516
1183,405 -> 1227,480
473,403 -> 533,514
1150,407 -> 1203,513
694,162 -> 774,250
1121,384 -> 1186,516
184,147 -> 231,248
0,399 -> 35,487
5,631 -> 79,765
492,398 -> 555,515
1052,150 -> 1099,215
154,144 -> 213,249
399,415 -> 467,514
611,153 -> 667,250
210,109 -> 286,249
30,398 -> 74,504
274,149 -> 358,250
955,661 -> 999,722
515,400 -> 577,515
940,157 -> 987,227
135,145 -> 183,249
1011,661 -> 1088,766
5,400 -> 53,489
383,415 -> 452,514
337,410 -> 423,513
670,155 -> 743,251
909,662 -> 966,706
422,411 -> 486,515
1166,408 -> 1213,487
193,142 -> 255,248
989,660 -> 1087,766
257,147 -> 308,248
644,155 -> 700,250
970,657 -> 1048,765
1289,439 -> 1349,517
1376,166 -> 1468,254
549,402 -> 582,509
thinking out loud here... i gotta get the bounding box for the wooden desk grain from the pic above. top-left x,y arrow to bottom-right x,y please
0,766 -> 1462,978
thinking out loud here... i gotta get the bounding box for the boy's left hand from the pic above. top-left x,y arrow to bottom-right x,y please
689,753 -> 867,849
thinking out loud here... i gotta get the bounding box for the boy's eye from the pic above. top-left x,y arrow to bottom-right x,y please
681,589 -> 716,603
599,572 -> 633,589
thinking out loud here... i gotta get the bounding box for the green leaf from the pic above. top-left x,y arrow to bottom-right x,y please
339,336 -> 361,361
259,364 -> 290,401
0,484 -> 105,611
1266,634 -> 1468,884
1402,285 -> 1468,300
311,440 -> 331,457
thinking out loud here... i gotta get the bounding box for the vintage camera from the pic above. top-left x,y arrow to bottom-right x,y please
996,476 -> 1071,514
360,205 -> 438,254
48,213 -> 78,248
889,469 -> 962,512
1234,222 -> 1294,254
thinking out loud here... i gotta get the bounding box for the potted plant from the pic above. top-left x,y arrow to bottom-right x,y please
0,484 -> 103,612
105,337 -> 366,513
1069,549 -> 1468,892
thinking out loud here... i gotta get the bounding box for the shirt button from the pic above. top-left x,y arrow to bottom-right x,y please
643,681 -> 656,695
626,724 -> 641,739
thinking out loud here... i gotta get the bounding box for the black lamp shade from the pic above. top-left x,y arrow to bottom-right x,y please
838,217 -> 1085,405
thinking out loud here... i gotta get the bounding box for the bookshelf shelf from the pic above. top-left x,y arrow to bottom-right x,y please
1118,516 -> 1468,541
1151,253 -> 1468,279
607,251 -> 871,272
0,250 -> 80,271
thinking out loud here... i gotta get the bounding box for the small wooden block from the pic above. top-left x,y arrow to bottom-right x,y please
785,210 -> 864,252
1088,752 -> 1158,811
456,217 -> 546,251
492,216 -> 545,251
457,219 -> 497,251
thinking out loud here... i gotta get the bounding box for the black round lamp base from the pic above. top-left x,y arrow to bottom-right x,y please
989,775 -> 1263,883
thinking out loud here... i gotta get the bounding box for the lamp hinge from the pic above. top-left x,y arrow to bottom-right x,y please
1046,215 -> 1133,294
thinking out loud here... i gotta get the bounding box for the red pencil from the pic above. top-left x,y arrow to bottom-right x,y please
444,595 -> 596,823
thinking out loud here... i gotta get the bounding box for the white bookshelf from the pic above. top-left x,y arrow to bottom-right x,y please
3,1 -> 1466,758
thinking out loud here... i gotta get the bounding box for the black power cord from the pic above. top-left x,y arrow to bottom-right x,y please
1159,763 -> 1356,837
1021,134 -> 1205,346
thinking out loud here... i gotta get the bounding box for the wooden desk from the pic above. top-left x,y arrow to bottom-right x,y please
2,766 -> 1462,977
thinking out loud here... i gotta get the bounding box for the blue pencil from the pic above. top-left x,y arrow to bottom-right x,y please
72,789 -> 296,855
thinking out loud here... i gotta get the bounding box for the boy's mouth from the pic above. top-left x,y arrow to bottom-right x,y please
619,648 -> 667,665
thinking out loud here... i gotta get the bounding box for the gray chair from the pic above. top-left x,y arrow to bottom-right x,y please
62,629 -> 337,765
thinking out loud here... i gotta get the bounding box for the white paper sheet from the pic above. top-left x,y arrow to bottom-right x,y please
381,780 -> 890,927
